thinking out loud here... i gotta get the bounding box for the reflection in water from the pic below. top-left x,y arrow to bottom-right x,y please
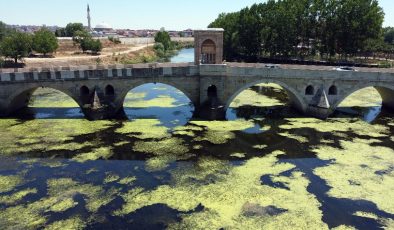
123,83 -> 194,128
0,55 -> 393,229
17,88 -> 84,119
335,87 -> 383,123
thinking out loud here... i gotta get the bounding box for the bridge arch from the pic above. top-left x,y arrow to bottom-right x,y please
332,84 -> 394,112
224,79 -> 307,113
6,84 -> 81,115
328,85 -> 338,95
207,85 -> 218,98
105,84 -> 115,96
80,85 -> 90,96
118,81 -> 198,111
305,85 -> 314,95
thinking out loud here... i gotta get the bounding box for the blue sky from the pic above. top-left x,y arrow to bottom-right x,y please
0,0 -> 393,30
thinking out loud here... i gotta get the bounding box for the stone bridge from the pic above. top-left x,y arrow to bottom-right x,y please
0,62 -> 393,120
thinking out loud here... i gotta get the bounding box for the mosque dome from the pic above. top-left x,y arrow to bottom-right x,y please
94,22 -> 113,30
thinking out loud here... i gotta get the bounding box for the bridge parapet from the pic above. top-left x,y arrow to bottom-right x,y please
0,63 -> 200,83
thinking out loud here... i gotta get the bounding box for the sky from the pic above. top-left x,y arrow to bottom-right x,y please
0,0 -> 393,30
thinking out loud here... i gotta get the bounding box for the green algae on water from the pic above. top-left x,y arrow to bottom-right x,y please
47,178 -> 118,212
314,139 -> 394,214
338,87 -> 382,108
118,176 -> 136,185
44,216 -> 86,230
104,173 -> 120,184
49,198 -> 78,212
124,94 -> 183,108
30,88 -> 79,108
0,175 -> 24,193
229,84 -> 285,108
0,188 -> 37,205
116,119 -> 170,139
73,147 -> 114,162
116,152 -> 328,229
0,119 -> 113,155
191,120 -> 255,144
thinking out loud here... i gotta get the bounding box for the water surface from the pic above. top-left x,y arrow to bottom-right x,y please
0,50 -> 393,230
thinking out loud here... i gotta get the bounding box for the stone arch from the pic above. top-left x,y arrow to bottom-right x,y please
207,85 -> 217,98
224,79 -> 307,113
118,81 -> 197,110
332,84 -> 394,111
80,85 -> 90,96
105,84 -> 115,96
305,85 -> 314,95
6,84 -> 81,115
328,85 -> 338,95
201,39 -> 216,64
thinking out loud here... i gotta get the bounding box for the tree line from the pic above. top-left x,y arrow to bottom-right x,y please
0,22 -> 102,65
0,22 -> 58,64
209,0 -> 392,62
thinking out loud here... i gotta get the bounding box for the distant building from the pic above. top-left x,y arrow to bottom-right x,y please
94,22 -> 113,32
182,29 -> 194,37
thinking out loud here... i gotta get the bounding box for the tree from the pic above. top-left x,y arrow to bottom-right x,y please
32,28 -> 59,56
89,39 -> 102,54
0,21 -> 12,42
209,12 -> 240,60
153,42 -> 165,57
154,30 -> 173,51
80,38 -> 102,54
384,27 -> 394,45
335,0 -> 384,57
209,0 -> 386,61
55,28 -> 66,37
65,23 -> 85,37
72,29 -> 91,46
0,31 -> 32,64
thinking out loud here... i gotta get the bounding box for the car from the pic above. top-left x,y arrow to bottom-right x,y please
334,66 -> 357,71
265,64 -> 280,69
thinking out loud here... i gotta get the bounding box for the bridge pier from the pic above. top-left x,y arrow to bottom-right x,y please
376,86 -> 394,111
79,86 -> 122,120
305,86 -> 332,119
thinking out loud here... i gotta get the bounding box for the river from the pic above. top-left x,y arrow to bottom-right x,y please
0,49 -> 393,229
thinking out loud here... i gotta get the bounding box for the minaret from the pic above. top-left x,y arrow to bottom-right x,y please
87,4 -> 92,31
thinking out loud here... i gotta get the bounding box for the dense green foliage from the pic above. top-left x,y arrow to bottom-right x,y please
54,28 -> 66,37
384,27 -> 394,45
65,23 -> 85,37
154,30 -> 173,51
0,21 -> 13,41
66,26 -> 102,55
55,23 -> 85,37
32,28 -> 59,56
209,0 -> 386,61
0,31 -> 32,64
80,38 -> 102,54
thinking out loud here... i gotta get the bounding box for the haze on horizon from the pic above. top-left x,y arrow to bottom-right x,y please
1,0 -> 393,30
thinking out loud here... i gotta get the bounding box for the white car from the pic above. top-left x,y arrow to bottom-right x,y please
334,66 -> 357,71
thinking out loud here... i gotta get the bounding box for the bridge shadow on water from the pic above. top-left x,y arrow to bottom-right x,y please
2,83 -> 394,229
13,107 -> 85,120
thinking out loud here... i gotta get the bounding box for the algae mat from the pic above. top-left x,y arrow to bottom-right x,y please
0,83 -> 393,229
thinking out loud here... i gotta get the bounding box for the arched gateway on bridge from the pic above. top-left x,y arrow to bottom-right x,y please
194,29 -> 224,65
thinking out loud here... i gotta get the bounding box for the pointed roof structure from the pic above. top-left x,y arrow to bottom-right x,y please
91,89 -> 102,109
310,86 -> 330,109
